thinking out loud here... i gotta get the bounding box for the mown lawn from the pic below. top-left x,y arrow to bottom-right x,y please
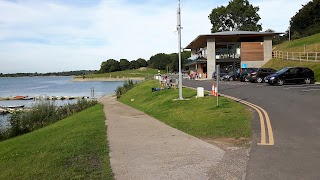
0,104 -> 113,180
77,68 -> 165,79
119,80 -> 252,139
263,58 -> 320,82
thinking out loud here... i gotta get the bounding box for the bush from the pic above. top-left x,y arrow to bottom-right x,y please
115,80 -> 136,98
0,99 -> 98,141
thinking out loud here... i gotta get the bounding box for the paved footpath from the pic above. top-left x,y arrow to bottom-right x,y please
101,96 -> 225,180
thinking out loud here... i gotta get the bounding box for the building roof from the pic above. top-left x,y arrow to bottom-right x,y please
185,31 -> 282,49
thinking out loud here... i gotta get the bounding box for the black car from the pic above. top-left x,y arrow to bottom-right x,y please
225,68 -> 257,81
264,67 -> 315,86
223,69 -> 238,81
247,68 -> 277,83
212,69 -> 230,80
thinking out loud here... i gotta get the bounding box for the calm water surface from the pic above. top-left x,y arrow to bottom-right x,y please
0,76 -> 125,127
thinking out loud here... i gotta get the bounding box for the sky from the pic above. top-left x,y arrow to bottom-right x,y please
0,0 -> 311,73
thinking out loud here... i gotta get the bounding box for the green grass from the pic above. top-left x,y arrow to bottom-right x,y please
0,104 -> 113,180
274,33 -> 320,52
78,68 -> 165,79
263,58 -> 320,82
119,80 -> 252,139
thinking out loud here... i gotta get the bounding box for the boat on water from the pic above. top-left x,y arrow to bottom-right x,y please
0,105 -> 25,109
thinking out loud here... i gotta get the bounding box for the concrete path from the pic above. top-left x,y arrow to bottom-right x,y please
101,96 -> 225,180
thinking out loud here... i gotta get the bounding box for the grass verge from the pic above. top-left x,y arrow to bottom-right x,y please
119,80 -> 252,139
263,58 -> 320,82
0,104 -> 113,180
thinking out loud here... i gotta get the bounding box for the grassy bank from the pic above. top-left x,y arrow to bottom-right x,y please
263,58 -> 320,82
0,104 -> 113,179
274,33 -> 320,52
77,68 -> 165,79
119,80 -> 252,139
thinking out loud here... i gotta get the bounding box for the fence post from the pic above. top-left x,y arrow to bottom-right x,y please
300,52 -> 301,62
287,52 -> 289,60
316,52 -> 318,62
307,52 -> 309,62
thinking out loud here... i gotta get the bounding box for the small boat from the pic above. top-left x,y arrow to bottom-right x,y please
22,96 -> 33,100
1,105 -> 25,109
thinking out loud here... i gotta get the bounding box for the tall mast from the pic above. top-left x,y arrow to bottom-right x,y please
177,0 -> 183,100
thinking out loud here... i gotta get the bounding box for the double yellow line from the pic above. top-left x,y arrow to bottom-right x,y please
221,93 -> 274,146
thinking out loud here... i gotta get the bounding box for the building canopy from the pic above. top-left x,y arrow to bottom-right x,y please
185,31 -> 282,49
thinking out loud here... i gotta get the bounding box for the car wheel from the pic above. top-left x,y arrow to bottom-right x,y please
277,79 -> 284,86
304,78 -> 311,84
229,77 -> 234,81
257,77 -> 263,83
245,77 -> 249,82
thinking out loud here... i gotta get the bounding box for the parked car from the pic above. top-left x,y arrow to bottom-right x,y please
264,67 -> 315,86
212,69 -> 230,80
237,68 -> 258,82
247,68 -> 277,83
223,69 -> 238,81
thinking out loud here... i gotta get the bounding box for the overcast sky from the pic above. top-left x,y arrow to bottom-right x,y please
0,0 -> 310,73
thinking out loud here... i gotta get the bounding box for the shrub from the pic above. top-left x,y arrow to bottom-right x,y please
1,99 -> 98,141
115,80 -> 136,98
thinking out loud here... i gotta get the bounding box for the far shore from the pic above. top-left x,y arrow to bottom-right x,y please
72,77 -> 145,82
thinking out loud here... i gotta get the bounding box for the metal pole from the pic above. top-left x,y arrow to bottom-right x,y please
178,0 -> 183,100
216,65 -> 219,107
289,26 -> 291,41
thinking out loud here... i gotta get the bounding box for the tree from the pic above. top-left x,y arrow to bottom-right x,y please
129,60 -> 140,69
168,51 -> 191,72
148,53 -> 172,70
99,59 -> 120,73
290,0 -> 320,39
136,58 -> 148,67
208,0 -> 262,32
119,59 -> 130,71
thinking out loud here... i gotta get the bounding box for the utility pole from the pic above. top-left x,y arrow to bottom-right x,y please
177,0 -> 183,100
289,26 -> 291,41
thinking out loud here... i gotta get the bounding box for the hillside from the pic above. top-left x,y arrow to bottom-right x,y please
273,33 -> 320,52
0,105 -> 113,179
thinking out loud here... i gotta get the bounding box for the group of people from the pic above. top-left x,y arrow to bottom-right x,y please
189,71 -> 207,80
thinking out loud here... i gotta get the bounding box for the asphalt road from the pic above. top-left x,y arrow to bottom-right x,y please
183,79 -> 320,180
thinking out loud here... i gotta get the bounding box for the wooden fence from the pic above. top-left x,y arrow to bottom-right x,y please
273,51 -> 320,62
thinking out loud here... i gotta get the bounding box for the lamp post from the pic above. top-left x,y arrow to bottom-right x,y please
177,0 -> 183,100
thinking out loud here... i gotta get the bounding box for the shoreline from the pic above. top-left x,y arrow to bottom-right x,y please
72,77 -> 145,82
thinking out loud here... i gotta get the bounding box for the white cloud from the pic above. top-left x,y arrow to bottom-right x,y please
0,0 -> 311,73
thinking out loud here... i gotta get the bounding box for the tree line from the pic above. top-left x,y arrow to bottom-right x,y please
208,0 -> 320,44
97,51 -> 191,74
0,70 -> 97,77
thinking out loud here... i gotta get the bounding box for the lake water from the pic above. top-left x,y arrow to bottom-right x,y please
0,76 -> 125,128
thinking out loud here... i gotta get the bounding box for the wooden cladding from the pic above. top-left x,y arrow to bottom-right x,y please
241,42 -> 264,61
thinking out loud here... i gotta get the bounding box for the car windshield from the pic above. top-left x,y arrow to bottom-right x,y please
276,67 -> 289,74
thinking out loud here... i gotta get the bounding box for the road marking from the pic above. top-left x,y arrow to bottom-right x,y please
301,89 -> 320,92
220,94 -> 274,146
283,87 -> 308,89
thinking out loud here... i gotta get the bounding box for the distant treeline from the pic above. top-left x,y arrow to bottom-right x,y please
0,70 -> 97,77
98,51 -> 191,74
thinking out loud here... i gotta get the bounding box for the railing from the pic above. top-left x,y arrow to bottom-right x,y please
273,51 -> 320,62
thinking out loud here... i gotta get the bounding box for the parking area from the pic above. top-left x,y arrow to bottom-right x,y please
183,78 -> 320,180
218,80 -> 320,93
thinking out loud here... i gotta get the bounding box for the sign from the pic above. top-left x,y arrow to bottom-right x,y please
241,63 -> 248,68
